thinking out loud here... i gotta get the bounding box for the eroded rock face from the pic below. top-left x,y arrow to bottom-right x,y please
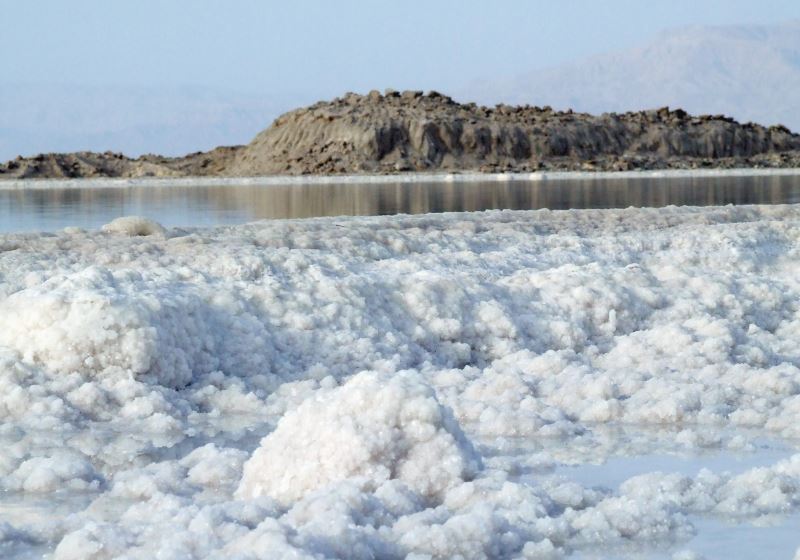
230,91 -> 800,175
3,91 -> 800,179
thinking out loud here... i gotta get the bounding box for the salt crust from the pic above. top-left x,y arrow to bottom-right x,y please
236,370 -> 482,504
100,216 -> 166,237
0,205 -> 799,557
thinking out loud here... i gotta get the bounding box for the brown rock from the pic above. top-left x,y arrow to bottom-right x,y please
4,91 -> 800,180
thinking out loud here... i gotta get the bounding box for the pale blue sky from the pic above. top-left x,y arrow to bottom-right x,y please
2,1 -> 800,159
3,0 -> 800,97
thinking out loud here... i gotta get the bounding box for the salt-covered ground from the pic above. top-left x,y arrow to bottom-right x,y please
2,166 -> 800,190
1,205 -> 800,558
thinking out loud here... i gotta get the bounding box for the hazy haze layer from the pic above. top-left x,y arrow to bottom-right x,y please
470,22 -> 800,132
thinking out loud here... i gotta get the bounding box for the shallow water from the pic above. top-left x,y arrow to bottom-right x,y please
554,440 -> 793,491
3,173 -> 800,232
498,429 -> 800,558
2,429 -> 795,559
558,440 -> 800,559
574,513 -> 800,559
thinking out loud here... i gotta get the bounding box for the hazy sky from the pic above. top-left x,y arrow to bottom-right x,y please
4,0 -> 800,97
3,1 -> 800,159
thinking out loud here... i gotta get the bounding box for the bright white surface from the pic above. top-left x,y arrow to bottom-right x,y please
1,205 -> 800,558
2,167 -> 800,190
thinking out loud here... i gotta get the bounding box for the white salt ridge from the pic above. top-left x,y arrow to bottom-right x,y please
237,370 -> 482,504
0,206 -> 799,557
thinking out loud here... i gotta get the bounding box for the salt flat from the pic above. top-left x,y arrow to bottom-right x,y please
2,167 -> 800,190
1,205 -> 800,558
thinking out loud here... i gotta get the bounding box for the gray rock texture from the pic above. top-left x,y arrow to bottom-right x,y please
3,91 -> 800,179
0,147 -> 241,180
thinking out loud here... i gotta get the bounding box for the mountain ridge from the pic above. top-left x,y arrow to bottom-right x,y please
468,21 -> 800,132
3,90 -> 800,180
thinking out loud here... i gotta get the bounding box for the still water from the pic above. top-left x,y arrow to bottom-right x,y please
2,173 -> 800,233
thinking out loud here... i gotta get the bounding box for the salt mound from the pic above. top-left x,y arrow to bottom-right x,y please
236,370 -> 482,504
0,266 -> 220,387
101,216 -> 165,237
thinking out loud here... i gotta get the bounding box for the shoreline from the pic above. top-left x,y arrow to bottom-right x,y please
2,166 -> 800,191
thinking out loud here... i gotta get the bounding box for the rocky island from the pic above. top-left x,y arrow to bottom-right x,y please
3,89 -> 800,179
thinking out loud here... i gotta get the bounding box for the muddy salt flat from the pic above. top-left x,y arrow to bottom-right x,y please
1,170 -> 800,558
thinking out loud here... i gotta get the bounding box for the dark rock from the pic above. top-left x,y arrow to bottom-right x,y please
4,91 -> 800,180
401,90 -> 423,100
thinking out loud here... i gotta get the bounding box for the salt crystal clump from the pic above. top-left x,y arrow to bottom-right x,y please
53,522 -> 133,560
101,216 -> 165,236
236,370 -> 482,504
0,266 -> 220,387
4,205 -> 800,557
4,450 -> 102,492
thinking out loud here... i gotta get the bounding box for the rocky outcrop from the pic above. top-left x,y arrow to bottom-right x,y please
3,91 -> 800,179
0,146 -> 242,180
228,90 -> 800,174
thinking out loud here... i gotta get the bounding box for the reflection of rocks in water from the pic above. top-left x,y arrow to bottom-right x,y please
2,175 -> 800,233
198,175 -> 799,219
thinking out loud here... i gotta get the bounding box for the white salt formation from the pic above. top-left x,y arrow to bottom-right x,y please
101,216 -> 165,236
1,206 -> 800,558
237,370 -> 482,504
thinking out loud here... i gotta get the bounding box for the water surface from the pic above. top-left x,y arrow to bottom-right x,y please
3,173 -> 800,233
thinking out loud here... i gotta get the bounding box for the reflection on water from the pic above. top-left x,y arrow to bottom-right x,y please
2,174 -> 800,233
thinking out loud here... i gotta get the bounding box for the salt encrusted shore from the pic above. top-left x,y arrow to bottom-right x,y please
2,205 -> 800,558
1,166 -> 800,191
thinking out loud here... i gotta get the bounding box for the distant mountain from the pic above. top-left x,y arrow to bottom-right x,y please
0,84 -> 312,161
466,21 -> 800,132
